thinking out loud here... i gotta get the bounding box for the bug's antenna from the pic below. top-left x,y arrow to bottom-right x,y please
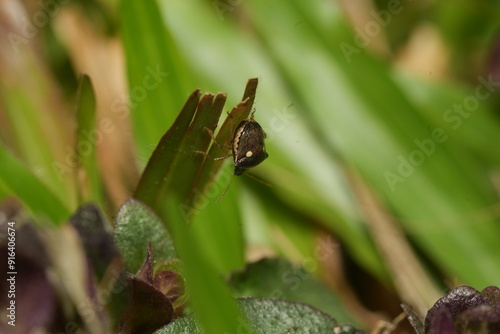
216,174 -> 236,203
245,172 -> 272,188
250,108 -> 256,120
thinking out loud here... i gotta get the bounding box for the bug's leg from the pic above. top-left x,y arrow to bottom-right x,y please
200,126 -> 217,141
200,126 -> 231,150
193,150 -> 232,161
216,174 -> 235,203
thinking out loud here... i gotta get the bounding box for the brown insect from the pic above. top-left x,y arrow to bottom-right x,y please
196,115 -> 269,202
231,119 -> 268,176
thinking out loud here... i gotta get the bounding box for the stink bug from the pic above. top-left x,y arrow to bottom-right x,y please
232,119 -> 268,176
216,117 -> 268,201
196,114 -> 269,202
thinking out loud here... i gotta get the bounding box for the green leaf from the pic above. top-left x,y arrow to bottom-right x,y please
114,199 -> 176,273
156,298 -> 339,334
0,23 -> 76,210
189,185 -> 244,274
193,79 -> 257,199
119,273 -> 174,334
130,78 -> 260,334
74,74 -> 102,204
0,146 -> 71,225
161,197 -> 251,334
164,92 -> 227,207
133,84 -> 255,212
228,258 -> 359,327
133,89 -> 202,208
120,0 -> 195,162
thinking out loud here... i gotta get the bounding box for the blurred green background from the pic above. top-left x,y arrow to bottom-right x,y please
1,0 -> 500,332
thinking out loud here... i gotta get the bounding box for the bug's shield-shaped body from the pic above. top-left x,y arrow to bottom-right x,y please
232,119 -> 268,175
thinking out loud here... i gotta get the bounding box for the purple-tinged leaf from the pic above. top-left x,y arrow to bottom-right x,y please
481,286 -> 500,306
428,305 -> 456,334
136,243 -> 154,283
70,203 -> 117,279
118,273 -> 174,334
425,285 -> 489,332
153,270 -> 187,317
153,270 -> 185,303
455,304 -> 500,333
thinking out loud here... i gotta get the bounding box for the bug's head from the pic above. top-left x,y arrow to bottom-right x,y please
232,119 -> 268,176
234,149 -> 268,175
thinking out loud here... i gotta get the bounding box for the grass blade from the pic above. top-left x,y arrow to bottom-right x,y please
74,74 -> 102,204
120,0 -> 195,162
0,146 -> 71,225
